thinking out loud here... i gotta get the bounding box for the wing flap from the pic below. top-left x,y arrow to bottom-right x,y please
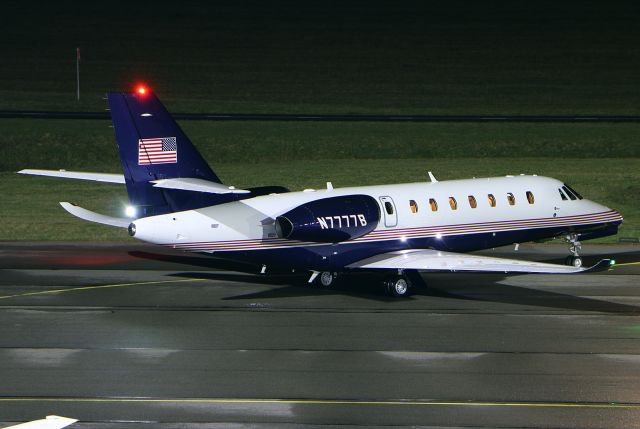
347,249 -> 611,274
18,169 -> 125,184
150,177 -> 250,194
60,202 -> 130,228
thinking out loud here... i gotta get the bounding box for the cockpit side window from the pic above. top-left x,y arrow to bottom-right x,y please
559,189 -> 568,200
562,186 -> 577,201
564,184 -> 583,200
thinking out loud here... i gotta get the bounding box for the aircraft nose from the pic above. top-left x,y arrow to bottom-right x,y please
612,209 -> 624,223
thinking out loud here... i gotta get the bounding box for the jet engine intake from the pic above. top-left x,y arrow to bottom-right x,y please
275,195 -> 380,242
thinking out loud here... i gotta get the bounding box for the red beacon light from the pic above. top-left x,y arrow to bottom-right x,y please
136,85 -> 148,95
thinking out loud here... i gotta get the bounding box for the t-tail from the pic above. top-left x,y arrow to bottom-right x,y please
108,88 -> 227,217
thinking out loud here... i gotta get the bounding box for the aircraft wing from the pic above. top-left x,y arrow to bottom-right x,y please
18,169 -> 125,184
2,415 -> 77,429
347,249 -> 612,274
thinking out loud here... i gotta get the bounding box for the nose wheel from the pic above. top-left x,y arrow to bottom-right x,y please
309,271 -> 337,287
565,234 -> 582,268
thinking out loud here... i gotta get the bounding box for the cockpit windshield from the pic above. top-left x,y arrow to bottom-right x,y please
563,184 -> 583,200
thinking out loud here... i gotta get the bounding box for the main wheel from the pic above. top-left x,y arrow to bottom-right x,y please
385,276 -> 411,298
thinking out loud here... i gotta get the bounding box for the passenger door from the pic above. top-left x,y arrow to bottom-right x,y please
379,196 -> 398,227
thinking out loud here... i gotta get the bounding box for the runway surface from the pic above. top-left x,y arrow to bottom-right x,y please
1,241 -> 639,428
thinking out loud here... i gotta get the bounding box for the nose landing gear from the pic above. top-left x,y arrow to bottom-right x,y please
564,233 -> 582,268
309,271 -> 337,287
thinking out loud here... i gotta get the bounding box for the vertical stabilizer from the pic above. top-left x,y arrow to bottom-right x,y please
108,90 -> 225,216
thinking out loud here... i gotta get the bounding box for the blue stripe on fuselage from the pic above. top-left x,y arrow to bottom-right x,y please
180,219 -> 621,271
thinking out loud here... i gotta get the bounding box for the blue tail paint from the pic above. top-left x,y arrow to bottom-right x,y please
108,91 -> 229,216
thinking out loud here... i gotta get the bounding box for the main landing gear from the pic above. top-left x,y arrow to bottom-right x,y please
307,270 -> 414,297
384,270 -> 412,298
564,233 -> 583,268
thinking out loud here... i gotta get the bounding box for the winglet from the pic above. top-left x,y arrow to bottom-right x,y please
581,259 -> 614,273
60,202 -> 131,228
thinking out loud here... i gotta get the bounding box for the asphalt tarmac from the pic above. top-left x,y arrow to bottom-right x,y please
0,241 -> 639,428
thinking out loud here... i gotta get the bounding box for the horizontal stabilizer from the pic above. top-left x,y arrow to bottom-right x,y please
150,178 -> 250,194
18,169 -> 125,184
60,202 -> 130,228
347,249 -> 612,274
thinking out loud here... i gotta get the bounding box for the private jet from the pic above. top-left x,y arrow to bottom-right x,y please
19,87 -> 623,297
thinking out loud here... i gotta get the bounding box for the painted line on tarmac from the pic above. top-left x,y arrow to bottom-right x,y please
0,278 -> 202,300
614,261 -> 640,267
0,397 -> 638,409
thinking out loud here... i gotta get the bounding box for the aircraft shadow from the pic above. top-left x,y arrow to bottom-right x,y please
133,250 -> 640,313
168,270 -> 640,313
169,271 -> 399,302
416,272 -> 640,314
128,250 -> 258,272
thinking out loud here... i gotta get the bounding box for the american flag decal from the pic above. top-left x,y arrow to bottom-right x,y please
138,137 -> 178,165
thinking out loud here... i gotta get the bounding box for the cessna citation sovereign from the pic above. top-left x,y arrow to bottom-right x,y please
19,87 -> 623,297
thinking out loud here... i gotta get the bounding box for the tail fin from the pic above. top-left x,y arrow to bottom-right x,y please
108,90 -> 226,216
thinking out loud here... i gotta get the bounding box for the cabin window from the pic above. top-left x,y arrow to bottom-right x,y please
449,197 -> 458,210
384,201 -> 394,215
487,194 -> 496,207
468,195 -> 477,208
409,200 -> 418,213
526,191 -> 535,204
559,189 -> 568,200
429,198 -> 438,212
564,184 -> 583,200
562,186 -> 577,201
507,192 -> 516,206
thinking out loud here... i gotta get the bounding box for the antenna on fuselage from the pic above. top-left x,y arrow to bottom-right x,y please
428,171 -> 438,183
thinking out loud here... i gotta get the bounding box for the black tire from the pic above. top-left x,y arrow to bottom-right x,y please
319,271 -> 336,287
565,256 -> 583,268
384,276 -> 411,297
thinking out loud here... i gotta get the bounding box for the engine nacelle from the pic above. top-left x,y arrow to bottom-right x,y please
275,194 -> 380,243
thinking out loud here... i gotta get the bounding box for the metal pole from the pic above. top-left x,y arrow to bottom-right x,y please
76,47 -> 80,101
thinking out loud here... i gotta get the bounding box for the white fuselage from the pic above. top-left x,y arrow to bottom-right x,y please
130,175 -> 620,260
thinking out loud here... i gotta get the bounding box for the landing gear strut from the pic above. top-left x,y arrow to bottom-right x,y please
384,271 -> 412,297
564,233 -> 582,268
